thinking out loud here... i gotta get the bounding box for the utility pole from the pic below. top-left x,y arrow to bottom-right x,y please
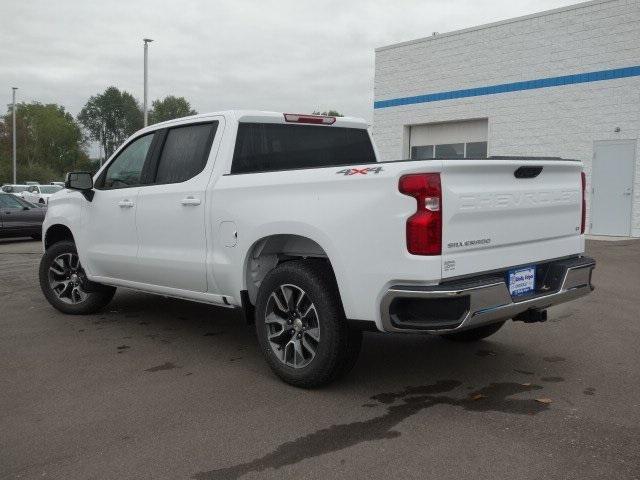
11,87 -> 18,184
143,38 -> 153,127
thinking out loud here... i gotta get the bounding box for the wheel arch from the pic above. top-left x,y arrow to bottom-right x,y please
242,234 -> 342,315
44,224 -> 75,250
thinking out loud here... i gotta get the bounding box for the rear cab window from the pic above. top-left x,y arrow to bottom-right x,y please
230,123 -> 376,174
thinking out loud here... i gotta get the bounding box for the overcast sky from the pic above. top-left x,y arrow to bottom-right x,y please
1,0 -> 579,123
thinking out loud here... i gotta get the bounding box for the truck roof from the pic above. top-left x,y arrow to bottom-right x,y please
146,110 -> 370,131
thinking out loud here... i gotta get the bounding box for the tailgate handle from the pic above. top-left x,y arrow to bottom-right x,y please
514,166 -> 543,179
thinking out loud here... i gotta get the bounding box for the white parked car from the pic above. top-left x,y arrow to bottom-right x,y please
39,111 -> 595,387
1,184 -> 30,197
23,184 -> 63,204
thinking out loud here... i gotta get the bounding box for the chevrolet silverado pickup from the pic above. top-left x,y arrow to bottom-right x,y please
38,111 -> 595,387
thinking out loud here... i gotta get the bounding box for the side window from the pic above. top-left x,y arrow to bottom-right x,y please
101,134 -> 154,189
434,143 -> 465,159
0,194 -> 24,208
154,122 -> 218,184
411,145 -> 434,160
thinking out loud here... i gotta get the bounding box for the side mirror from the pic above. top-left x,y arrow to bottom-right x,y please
65,172 -> 94,201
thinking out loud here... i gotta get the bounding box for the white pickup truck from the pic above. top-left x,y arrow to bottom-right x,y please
39,111 -> 595,387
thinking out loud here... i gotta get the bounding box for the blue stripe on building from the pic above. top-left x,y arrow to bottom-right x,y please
373,65 -> 640,109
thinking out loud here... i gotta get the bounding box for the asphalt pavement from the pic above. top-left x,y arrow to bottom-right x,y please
1,237 -> 639,480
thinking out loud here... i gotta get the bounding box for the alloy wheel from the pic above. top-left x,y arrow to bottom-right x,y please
47,252 -> 88,304
265,284 -> 320,368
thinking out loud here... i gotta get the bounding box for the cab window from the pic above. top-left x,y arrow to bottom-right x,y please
153,122 -> 218,184
99,134 -> 154,189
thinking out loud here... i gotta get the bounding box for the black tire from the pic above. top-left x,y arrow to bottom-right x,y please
440,321 -> 506,342
255,259 -> 362,388
39,241 -> 116,315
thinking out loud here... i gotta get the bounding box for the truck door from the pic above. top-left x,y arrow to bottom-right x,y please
82,132 -> 155,281
133,119 -> 222,293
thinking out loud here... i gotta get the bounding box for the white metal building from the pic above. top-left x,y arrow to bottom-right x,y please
373,0 -> 640,237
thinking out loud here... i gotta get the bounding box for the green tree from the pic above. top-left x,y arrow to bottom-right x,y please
149,96 -> 197,124
312,110 -> 344,117
78,87 -> 143,160
0,102 -> 92,184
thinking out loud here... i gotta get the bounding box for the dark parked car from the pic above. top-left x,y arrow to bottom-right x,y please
0,193 -> 46,240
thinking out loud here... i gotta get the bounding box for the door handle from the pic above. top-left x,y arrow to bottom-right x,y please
118,200 -> 135,208
181,196 -> 201,206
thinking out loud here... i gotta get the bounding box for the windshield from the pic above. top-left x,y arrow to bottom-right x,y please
39,186 -> 62,194
1,185 -> 28,193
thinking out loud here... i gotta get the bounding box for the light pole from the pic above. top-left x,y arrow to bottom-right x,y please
143,38 -> 153,126
11,87 -> 18,184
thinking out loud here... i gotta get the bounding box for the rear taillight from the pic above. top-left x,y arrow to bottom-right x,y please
399,173 -> 442,255
581,171 -> 586,234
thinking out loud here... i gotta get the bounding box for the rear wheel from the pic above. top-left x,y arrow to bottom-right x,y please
440,321 -> 505,342
39,241 -> 116,315
255,259 -> 361,388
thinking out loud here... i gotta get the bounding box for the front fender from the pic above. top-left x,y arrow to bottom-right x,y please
42,191 -> 85,255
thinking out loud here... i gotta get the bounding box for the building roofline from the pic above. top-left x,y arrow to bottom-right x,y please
375,0 -> 616,52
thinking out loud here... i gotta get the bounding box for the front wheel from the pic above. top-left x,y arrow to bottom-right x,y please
39,241 -> 116,315
255,259 -> 362,388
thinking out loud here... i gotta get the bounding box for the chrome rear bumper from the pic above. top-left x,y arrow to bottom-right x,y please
380,256 -> 595,334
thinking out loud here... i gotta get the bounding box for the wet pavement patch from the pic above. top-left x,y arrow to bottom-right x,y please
144,362 -> 180,372
543,356 -> 566,363
476,349 -> 497,357
192,379 -> 549,480
94,318 -> 118,325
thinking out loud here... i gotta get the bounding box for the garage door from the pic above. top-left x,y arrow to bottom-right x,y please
409,119 -> 488,160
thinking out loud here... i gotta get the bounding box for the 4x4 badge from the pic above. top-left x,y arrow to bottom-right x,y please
336,167 -> 383,176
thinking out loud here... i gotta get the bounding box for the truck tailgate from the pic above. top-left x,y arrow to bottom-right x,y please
440,159 -> 584,279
